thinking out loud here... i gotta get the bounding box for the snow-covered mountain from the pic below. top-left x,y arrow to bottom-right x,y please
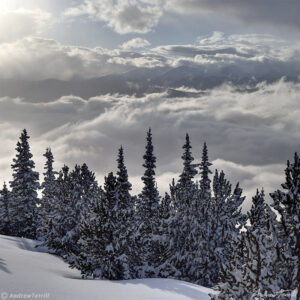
0,234 -> 215,300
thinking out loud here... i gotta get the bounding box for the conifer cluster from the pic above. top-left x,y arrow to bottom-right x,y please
0,129 -> 299,298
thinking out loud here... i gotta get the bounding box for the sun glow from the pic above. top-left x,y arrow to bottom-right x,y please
0,1 -> 19,12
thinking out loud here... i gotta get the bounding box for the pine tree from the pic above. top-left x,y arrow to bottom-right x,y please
71,186 -> 104,278
9,129 -> 40,239
271,152 -> 300,296
39,148 -> 57,240
74,172 -> 128,279
212,191 -> 284,299
0,183 -> 10,235
115,146 -> 135,279
199,142 -> 212,200
80,163 -> 98,218
248,189 -> 267,228
43,165 -> 71,255
157,192 -> 175,277
166,136 -> 204,283
178,133 -> 197,188
139,128 -> 160,218
135,128 -> 160,277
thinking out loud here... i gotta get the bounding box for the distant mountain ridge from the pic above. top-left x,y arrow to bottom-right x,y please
0,66 -> 298,102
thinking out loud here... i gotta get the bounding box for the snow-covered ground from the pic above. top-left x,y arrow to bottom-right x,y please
0,234 -> 215,300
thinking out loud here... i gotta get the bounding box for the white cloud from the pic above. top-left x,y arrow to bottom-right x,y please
64,0 -> 162,34
0,33 -> 298,83
121,38 -> 150,50
0,9 -> 51,43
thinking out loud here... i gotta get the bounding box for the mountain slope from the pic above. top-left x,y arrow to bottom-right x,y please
0,235 -> 215,300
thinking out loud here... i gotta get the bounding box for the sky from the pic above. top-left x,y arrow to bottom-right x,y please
0,0 -> 299,209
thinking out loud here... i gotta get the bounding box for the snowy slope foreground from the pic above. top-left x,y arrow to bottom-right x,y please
0,235 -> 215,300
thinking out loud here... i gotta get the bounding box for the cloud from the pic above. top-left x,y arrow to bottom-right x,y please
0,37 -> 169,81
121,38 -> 151,50
0,79 -> 299,209
0,33 -> 298,86
167,0 -> 300,33
0,9 -> 51,43
64,0 -> 299,35
64,0 -> 162,34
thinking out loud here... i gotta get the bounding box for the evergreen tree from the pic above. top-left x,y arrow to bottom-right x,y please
74,172 -> 128,279
138,128 -> 160,218
0,183 -> 10,235
157,192 -> 175,277
178,133 -> 197,188
271,152 -> 300,296
43,165 -> 71,255
199,142 -> 212,200
135,128 -> 160,277
166,137 -> 206,284
39,148 -> 57,240
80,163 -> 98,218
9,129 -> 40,239
212,192 -> 284,299
115,146 -> 135,279
248,189 -> 268,229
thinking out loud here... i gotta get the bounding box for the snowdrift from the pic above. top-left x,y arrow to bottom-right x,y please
0,235 -> 215,300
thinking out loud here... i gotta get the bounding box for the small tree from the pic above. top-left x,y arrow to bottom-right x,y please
0,183 -> 11,235
178,133 -> 197,188
39,148 -> 57,240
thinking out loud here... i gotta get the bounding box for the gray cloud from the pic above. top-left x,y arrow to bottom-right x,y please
167,0 -> 300,33
0,80 -> 299,208
0,34 -> 298,100
64,0 -> 162,34
64,0 -> 300,35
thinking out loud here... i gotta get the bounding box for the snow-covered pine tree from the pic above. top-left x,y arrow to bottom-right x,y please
248,189 -> 266,227
43,165 -> 71,255
243,192 -> 282,298
199,142 -> 212,201
166,134 -> 200,282
210,233 -> 247,300
187,142 -> 216,286
205,170 -> 233,286
115,146 -> 135,279
39,148 -> 57,240
9,129 -> 40,239
157,192 -> 176,277
135,128 -> 160,277
74,172 -> 128,279
71,185 -> 104,278
271,152 -> 300,297
0,183 -> 11,235
178,133 -> 198,188
64,164 -> 88,260
212,191 -> 282,299
80,163 -> 98,218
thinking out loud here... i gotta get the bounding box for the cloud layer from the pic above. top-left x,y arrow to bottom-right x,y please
0,79 -> 299,208
65,0 -> 300,35
0,33 -> 298,86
